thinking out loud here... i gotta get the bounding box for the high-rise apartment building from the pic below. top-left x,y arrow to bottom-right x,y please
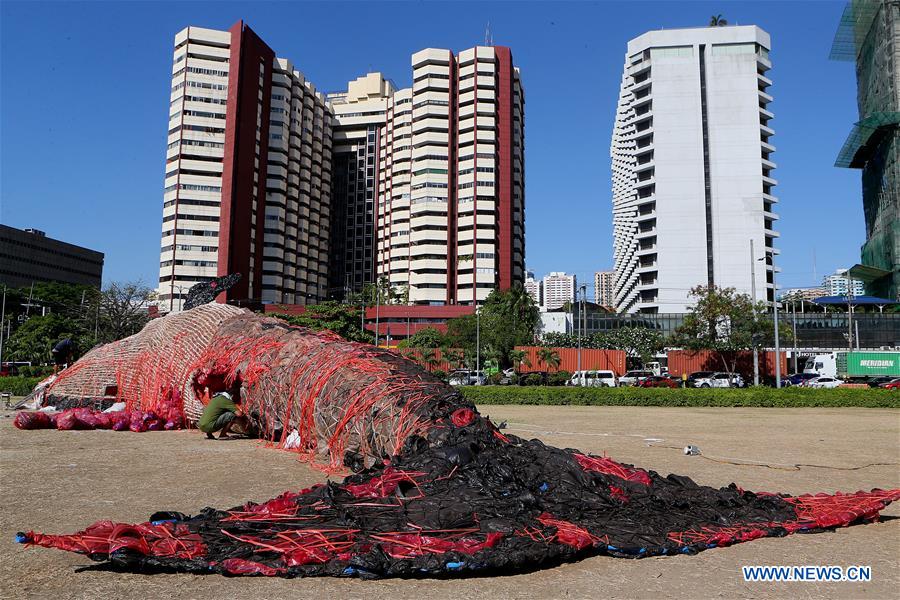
611,26 -> 777,313
823,268 -> 867,297
328,74 -> 395,299
780,287 -> 827,302
832,0 -> 899,300
158,23 -> 525,311
542,272 -> 576,311
158,22 -> 333,310
594,270 -> 614,307
377,47 -> 525,306
524,270 -> 541,307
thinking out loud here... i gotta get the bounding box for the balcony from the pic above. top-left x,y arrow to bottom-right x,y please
631,77 -> 652,95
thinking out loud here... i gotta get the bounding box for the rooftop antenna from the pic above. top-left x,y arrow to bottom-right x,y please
484,22 -> 493,46
812,247 -> 818,284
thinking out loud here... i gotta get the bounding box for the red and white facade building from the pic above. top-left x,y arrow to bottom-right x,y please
376,46 -> 526,306
158,23 -> 525,314
159,22 -> 332,310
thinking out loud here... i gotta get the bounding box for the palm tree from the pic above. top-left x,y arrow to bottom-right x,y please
537,347 -> 561,373
420,348 -> 440,372
508,349 -> 531,373
709,14 -> 728,26
444,349 -> 465,371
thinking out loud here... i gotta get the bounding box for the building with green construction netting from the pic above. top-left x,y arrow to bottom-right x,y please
832,0 -> 899,300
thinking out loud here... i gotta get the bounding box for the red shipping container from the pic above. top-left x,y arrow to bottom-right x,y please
667,350 -> 788,379
514,347 -> 626,375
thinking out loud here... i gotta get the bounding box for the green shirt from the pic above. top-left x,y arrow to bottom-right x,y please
197,393 -> 237,433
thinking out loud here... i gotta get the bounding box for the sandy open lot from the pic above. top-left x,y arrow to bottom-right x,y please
1,405 -> 898,599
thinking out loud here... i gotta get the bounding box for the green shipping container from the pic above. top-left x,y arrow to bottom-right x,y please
837,352 -> 900,378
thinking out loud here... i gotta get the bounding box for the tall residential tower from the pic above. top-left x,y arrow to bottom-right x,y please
610,26 -> 777,313
377,47 -> 526,306
158,24 -> 524,311
159,23 -> 333,310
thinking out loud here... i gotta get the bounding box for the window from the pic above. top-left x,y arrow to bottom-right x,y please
650,46 -> 693,59
711,43 -> 755,56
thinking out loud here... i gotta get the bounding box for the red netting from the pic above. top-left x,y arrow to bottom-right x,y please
41,304 -> 455,472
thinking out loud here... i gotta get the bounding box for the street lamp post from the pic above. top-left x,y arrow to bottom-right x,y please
577,284 -> 587,386
0,285 -> 6,367
374,279 -> 381,347
174,285 -> 186,312
575,288 -> 581,385
750,239 -> 760,386
475,305 -> 481,385
759,251 -> 781,388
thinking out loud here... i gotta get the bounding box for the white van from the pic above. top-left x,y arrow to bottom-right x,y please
567,370 -> 618,387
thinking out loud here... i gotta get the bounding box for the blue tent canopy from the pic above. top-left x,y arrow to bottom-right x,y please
812,295 -> 897,306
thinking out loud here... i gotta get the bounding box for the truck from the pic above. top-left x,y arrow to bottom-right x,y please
803,351 -> 900,381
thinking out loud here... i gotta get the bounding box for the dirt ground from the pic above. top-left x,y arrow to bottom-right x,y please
1,405 -> 898,600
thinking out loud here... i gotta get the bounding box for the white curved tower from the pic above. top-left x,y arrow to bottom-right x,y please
611,26 -> 778,313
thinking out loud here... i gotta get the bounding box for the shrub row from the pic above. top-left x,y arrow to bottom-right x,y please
0,376 -> 43,397
16,365 -> 55,378
460,385 -> 900,408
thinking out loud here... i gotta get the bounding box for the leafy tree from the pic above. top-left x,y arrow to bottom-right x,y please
400,327 -> 447,349
3,313 -> 90,364
604,327 -> 666,365
351,276 -> 409,307
709,14 -> 728,26
537,347 -> 561,373
445,313 -> 479,362
670,285 -> 792,375
96,282 -> 156,343
2,280 -> 157,364
478,286 -> 540,367
273,301 -> 373,343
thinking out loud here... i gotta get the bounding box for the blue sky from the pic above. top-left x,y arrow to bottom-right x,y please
1,1 -> 860,295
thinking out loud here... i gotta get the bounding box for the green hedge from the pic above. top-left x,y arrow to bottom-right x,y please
0,376 -> 43,397
460,386 -> 900,408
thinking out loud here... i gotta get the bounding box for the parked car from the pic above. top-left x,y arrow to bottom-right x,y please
685,371 -> 715,387
638,375 -> 679,389
879,378 -> 900,390
497,368 -> 517,385
618,370 -> 653,387
566,370 -> 618,387
786,373 -> 819,387
448,370 -> 485,386
693,372 -> 745,388
806,376 -> 844,389
868,376 -> 897,388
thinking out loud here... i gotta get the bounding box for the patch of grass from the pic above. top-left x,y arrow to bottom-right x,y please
0,376 -> 43,397
460,386 -> 900,408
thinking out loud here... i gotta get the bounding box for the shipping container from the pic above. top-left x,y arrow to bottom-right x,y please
836,351 -> 900,378
667,350 -> 788,380
515,347 -> 627,375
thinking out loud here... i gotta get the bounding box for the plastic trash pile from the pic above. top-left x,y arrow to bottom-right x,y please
19,403 -> 900,578
16,301 -> 900,579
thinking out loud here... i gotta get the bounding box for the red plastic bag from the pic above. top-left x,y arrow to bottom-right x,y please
110,413 -> 130,431
13,411 -> 52,430
56,410 -> 90,431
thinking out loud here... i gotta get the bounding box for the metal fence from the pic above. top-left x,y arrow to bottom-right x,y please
573,310 -> 900,350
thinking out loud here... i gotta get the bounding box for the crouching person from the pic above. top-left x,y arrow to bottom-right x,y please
197,381 -> 247,440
